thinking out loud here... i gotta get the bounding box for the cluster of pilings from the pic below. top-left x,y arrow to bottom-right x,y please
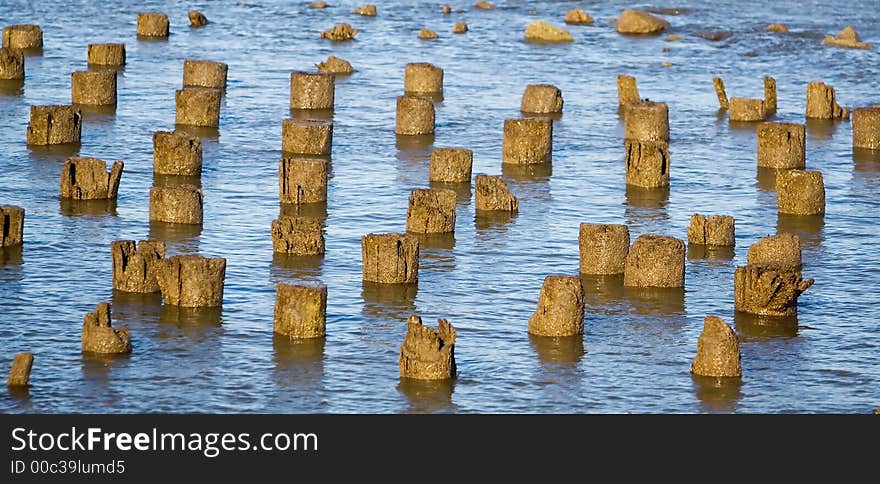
4,10 -> 879,409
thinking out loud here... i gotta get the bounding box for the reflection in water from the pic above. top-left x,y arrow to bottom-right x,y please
270,253 -> 324,282
501,162 -> 552,182
687,244 -> 736,262
529,334 -> 585,366
728,120 -> 760,133
734,311 -> 798,340
289,108 -> 333,122
429,181 -> 471,205
0,79 -> 24,96
805,118 -> 839,141
77,104 -> 117,124
624,185 -> 669,225
414,233 -> 456,273
0,245 -> 23,266
397,377 -> 455,413
395,133 -> 435,161
81,352 -> 130,384
361,282 -> 417,321
474,210 -> 517,232
522,111 -> 562,122
776,213 -> 824,249
88,64 -> 125,73
174,124 -> 219,142
581,274 -> 626,314
111,290 -> 163,323
623,286 -> 685,316
691,374 -> 743,413
756,167 -> 779,192
159,305 -> 223,329
272,335 -> 325,388
60,198 -> 118,217
153,173 -> 202,189
403,92 -> 443,103
7,385 -> 31,401
28,144 -> 80,164
148,220 -> 202,254
280,201 -> 328,224
853,147 -> 880,168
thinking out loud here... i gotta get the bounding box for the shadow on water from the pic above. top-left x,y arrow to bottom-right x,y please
59,198 -> 118,217
280,201 -> 328,224
174,124 -> 219,142
272,335 -> 325,388
77,104 -> 117,125
776,213 -> 824,249
361,282 -> 418,321
0,79 -> 24,96
623,286 -> 686,316
805,118 -> 841,141
529,333 -> 585,367
289,108 -> 334,122
270,253 -> 324,282
475,210 -> 517,232
153,173 -> 202,189
756,167 -> 779,192
148,221 -> 202,254
429,181 -> 471,205
734,311 -> 799,340
691,374 -> 743,413
397,377 -> 456,414
687,244 -> 736,262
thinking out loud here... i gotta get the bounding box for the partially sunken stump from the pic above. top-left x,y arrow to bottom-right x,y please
405,63 -> 443,94
362,233 -> 419,284
625,139 -> 669,188
617,75 -> 640,105
521,84 -> 563,114
747,233 -> 802,270
406,188 -> 457,234
279,157 -> 328,204
82,302 -> 131,354
0,48 -> 24,80
175,88 -> 221,127
137,13 -> 169,38
475,175 -> 518,212
527,275 -> 585,337
853,107 -> 880,150
71,70 -> 117,105
87,43 -> 125,66
153,130 -> 202,176
579,223 -> 629,275
757,122 -> 805,169
429,148 -> 472,183
734,265 -> 813,317
155,255 -> 226,307
690,315 -> 742,378
189,10 -> 209,27
290,72 -> 335,110
396,95 -> 435,135
111,240 -> 166,293
688,214 -> 735,246
271,216 -> 324,255
776,170 -> 825,215
624,101 -> 669,142
27,105 -> 82,145
399,316 -> 456,380
274,283 -> 327,339
502,118 -> 552,164
0,205 -> 24,247
806,82 -> 847,120
729,97 -> 765,122
149,185 -> 203,224
281,119 -> 332,155
7,352 -> 33,387
183,60 -> 228,91
60,157 -> 123,200
2,24 -> 42,50
624,234 -> 685,287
